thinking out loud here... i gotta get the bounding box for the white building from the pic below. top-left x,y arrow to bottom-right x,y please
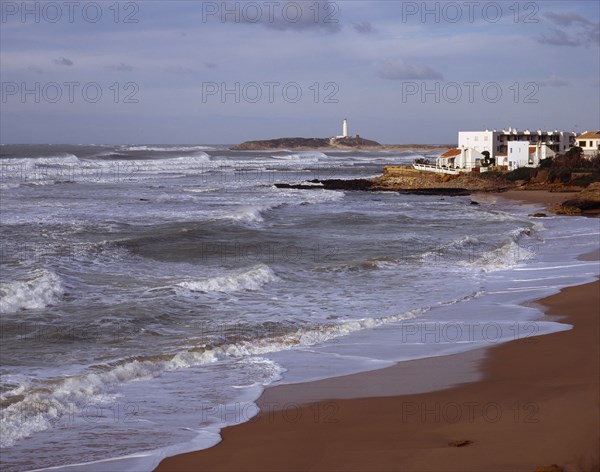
502,142 -> 555,170
436,147 -> 483,171
506,142 -> 530,170
458,128 -> 575,160
419,131 -> 559,174
576,130 -> 600,157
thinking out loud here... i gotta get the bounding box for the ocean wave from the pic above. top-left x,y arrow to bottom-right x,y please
325,256 -> 405,273
33,154 -> 81,167
177,264 -> 278,293
275,187 -> 345,204
0,153 -> 80,168
183,187 -> 219,194
88,152 -> 210,163
270,151 -> 327,160
222,205 -> 273,224
0,269 -> 64,314
0,306 -> 421,447
420,228 -> 539,271
121,145 -> 215,152
0,182 -> 21,190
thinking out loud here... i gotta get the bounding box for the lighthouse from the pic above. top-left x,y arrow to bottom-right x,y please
332,118 -> 351,142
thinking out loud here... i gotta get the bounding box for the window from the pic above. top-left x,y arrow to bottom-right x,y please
474,136 -> 479,141
484,135 -> 488,141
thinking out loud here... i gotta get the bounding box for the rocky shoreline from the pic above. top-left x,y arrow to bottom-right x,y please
274,167 -> 600,215
274,180 -> 472,196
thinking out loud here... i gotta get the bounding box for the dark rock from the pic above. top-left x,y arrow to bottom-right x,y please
448,440 -> 473,448
470,200 -> 480,205
274,179 -> 372,191
274,179 -> 471,195
320,179 -> 373,191
560,199 -> 600,212
529,213 -> 548,218
274,183 -> 324,190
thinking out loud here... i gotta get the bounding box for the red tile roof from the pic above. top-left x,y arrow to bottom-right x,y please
577,131 -> 600,140
440,148 -> 461,157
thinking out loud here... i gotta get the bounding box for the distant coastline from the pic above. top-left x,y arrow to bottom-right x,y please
230,136 -> 453,151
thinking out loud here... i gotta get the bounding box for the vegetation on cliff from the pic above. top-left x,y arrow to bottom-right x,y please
231,136 -> 381,150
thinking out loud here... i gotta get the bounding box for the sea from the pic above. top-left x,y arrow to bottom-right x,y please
1,144 -> 598,472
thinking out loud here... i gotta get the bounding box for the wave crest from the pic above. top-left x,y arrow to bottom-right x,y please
177,264 -> 278,293
0,270 -> 64,314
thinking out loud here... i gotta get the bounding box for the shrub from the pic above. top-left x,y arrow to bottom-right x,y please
570,173 -> 600,187
505,167 -> 536,181
478,170 -> 504,179
564,146 -> 583,159
548,168 -> 572,183
414,157 -> 432,165
551,152 -> 600,171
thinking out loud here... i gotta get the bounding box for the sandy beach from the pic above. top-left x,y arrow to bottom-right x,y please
498,190 -> 580,208
156,197 -> 600,472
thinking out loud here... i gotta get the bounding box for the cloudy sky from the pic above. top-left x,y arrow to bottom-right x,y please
1,0 -> 598,144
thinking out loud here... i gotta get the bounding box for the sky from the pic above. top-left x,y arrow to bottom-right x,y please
1,0 -> 599,144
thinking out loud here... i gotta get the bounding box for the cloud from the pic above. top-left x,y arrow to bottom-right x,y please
205,0 -> 341,33
544,12 -> 593,27
537,28 -> 581,46
52,56 -> 73,66
378,59 -> 443,80
539,74 -> 571,87
205,62 -> 218,69
538,11 -> 599,47
352,21 -> 375,34
27,66 -> 44,74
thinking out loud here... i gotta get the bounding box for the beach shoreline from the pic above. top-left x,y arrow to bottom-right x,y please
156,193 -> 600,472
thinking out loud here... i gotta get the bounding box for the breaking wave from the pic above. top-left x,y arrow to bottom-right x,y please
0,270 -> 64,314
177,264 -> 278,293
120,145 -> 215,152
0,306 -> 422,448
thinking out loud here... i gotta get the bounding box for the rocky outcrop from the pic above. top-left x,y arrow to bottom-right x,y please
372,167 -> 513,192
550,182 -> 600,216
329,136 -> 381,147
231,136 -> 381,150
232,138 -> 330,150
275,179 -> 373,191
273,167 -> 600,215
274,179 -> 470,195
